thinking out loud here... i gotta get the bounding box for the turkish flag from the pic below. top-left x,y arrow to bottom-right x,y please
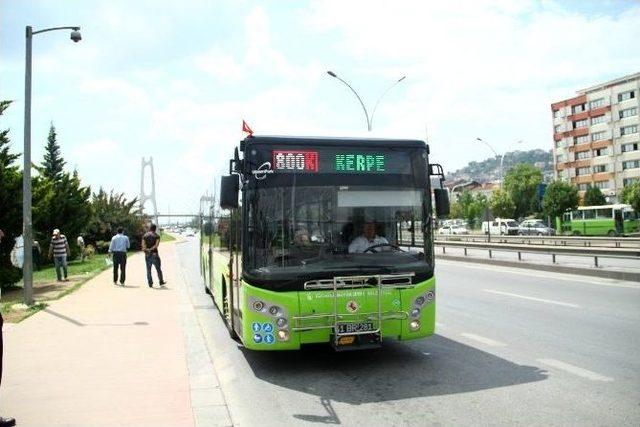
242,120 -> 254,136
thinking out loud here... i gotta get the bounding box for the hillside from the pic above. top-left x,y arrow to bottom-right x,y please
447,148 -> 553,183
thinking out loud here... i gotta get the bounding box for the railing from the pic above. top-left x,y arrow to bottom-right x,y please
431,240 -> 640,268
432,234 -> 640,248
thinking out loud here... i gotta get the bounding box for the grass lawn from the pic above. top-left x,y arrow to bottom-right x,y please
1,255 -> 111,323
160,232 -> 176,242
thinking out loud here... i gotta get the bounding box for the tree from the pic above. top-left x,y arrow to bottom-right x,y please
468,193 -> 489,228
33,171 -> 92,261
504,163 -> 543,218
490,189 -> 515,218
542,180 -> 579,228
449,200 -> 463,219
41,123 -> 66,182
583,185 -> 607,206
456,191 -> 489,228
620,182 -> 640,212
86,188 -> 147,252
0,100 -> 23,287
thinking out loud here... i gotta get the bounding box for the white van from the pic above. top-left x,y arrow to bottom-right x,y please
481,218 -> 519,235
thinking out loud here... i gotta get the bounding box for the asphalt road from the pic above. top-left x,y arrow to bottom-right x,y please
176,238 -> 640,426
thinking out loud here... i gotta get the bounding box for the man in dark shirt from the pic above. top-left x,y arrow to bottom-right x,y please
142,224 -> 166,288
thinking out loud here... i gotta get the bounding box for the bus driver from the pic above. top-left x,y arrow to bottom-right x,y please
348,220 -> 389,253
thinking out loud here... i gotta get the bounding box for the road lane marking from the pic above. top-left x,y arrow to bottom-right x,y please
537,358 -> 613,382
484,289 -> 580,308
437,260 -> 640,289
459,333 -> 506,347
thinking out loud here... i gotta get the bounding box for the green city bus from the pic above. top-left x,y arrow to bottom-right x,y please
201,135 -> 449,351
558,204 -> 639,236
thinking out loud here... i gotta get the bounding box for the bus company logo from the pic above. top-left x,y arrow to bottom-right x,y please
346,300 -> 359,313
425,291 -> 435,302
273,150 -> 319,172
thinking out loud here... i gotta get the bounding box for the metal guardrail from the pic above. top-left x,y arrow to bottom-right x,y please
433,234 -> 640,248
431,240 -> 640,268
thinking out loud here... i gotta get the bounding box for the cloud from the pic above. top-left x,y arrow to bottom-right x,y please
302,0 -> 640,164
4,0 -> 640,215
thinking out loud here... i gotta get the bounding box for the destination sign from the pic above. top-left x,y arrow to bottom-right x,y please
270,148 -> 411,175
335,153 -> 385,172
273,150 -> 319,172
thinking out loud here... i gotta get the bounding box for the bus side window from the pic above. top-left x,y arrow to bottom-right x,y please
583,210 -> 595,220
571,210 -> 583,220
596,209 -> 612,219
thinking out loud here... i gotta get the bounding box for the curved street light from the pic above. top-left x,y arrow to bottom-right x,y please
476,137 -> 523,190
327,70 -> 406,132
22,25 -> 81,305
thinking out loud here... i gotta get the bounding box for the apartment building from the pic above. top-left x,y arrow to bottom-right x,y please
552,72 -> 640,202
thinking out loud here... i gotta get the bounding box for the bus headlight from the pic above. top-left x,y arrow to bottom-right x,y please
277,330 -> 289,341
252,301 -> 265,312
276,317 -> 287,328
269,306 -> 280,316
410,308 -> 420,318
409,319 -> 421,331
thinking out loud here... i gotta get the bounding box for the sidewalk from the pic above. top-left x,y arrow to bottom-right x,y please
1,241 -> 227,427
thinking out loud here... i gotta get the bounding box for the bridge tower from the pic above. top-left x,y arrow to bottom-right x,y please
140,157 -> 159,226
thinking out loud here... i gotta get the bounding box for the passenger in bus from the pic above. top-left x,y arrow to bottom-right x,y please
348,221 -> 389,253
293,228 -> 311,246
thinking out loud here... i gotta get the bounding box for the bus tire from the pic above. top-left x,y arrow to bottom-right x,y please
607,230 -> 616,237
572,230 -> 581,236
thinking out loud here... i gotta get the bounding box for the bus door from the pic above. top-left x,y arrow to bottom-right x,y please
230,211 -> 242,331
614,209 -> 623,234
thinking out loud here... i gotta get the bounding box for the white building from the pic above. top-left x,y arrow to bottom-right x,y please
552,72 -> 640,202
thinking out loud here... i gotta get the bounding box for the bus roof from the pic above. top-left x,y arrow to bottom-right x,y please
577,204 -> 632,210
241,135 -> 428,150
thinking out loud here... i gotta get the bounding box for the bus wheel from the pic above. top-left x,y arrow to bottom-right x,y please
572,230 -> 581,236
607,230 -> 616,237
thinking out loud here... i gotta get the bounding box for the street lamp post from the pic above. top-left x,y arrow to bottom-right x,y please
23,25 -> 81,305
327,71 -> 406,131
476,138 -> 523,190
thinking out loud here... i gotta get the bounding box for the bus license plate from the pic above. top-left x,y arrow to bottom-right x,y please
336,322 -> 374,334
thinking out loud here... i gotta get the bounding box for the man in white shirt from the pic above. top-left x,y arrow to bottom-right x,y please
348,221 -> 388,253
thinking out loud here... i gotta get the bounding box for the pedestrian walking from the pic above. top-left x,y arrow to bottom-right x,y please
33,240 -> 42,271
108,227 -> 130,287
77,235 -> 85,262
142,224 -> 166,288
48,229 -> 70,282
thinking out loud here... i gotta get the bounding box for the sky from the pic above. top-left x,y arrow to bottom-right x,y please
1,0 -> 640,215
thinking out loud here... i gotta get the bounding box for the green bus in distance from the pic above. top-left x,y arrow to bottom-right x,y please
558,204 -> 639,236
201,135 -> 449,351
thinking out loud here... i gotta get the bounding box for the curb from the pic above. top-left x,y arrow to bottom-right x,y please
437,254 -> 640,282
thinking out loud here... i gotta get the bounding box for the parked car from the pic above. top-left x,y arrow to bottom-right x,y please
518,219 -> 555,236
437,225 -> 469,235
481,218 -> 519,235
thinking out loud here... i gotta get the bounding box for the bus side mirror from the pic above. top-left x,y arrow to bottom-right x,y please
434,188 -> 450,218
220,175 -> 239,209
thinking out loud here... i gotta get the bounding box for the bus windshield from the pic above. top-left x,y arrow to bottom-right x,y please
243,184 -> 431,289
